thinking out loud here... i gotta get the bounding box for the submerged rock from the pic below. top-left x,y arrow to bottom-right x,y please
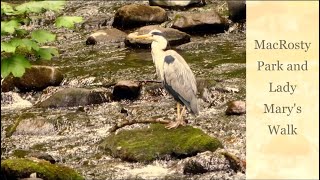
125,25 -> 191,48
112,4 -> 168,30
5,113 -> 56,137
86,28 -> 127,45
112,80 -> 141,100
36,88 -> 110,108
171,11 -> 229,34
0,158 -> 84,180
149,0 -> 206,8
227,0 -> 246,23
226,100 -> 246,115
2,66 -> 64,92
100,123 -> 222,162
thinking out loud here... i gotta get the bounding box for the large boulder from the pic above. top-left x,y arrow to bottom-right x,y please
112,4 -> 168,30
1,65 -> 64,92
227,0 -> 246,23
1,158 -> 84,180
86,28 -> 127,45
125,25 -> 191,48
149,0 -> 206,8
171,11 -> 229,34
100,123 -> 222,162
36,88 -> 110,108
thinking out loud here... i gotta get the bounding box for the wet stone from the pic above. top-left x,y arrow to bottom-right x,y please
0,158 -> 84,180
112,80 -> 141,101
2,65 -> 64,92
125,25 -> 191,48
100,123 -> 222,162
86,28 -> 127,45
112,4 -> 168,30
225,100 -> 246,115
171,11 -> 229,34
36,88 -> 110,108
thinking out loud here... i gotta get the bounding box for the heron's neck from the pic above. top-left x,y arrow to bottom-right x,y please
151,39 -> 167,52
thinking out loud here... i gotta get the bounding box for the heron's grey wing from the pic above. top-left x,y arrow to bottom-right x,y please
163,51 -> 199,114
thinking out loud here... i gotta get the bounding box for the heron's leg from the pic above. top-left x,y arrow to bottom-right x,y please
177,103 -> 181,120
166,103 -> 186,129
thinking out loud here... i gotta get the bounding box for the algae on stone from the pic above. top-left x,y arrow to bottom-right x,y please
100,123 -> 222,162
1,158 -> 84,180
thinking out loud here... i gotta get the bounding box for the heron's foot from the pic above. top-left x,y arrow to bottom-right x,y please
165,119 -> 186,129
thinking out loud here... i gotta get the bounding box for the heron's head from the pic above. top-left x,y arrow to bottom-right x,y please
135,30 -> 168,50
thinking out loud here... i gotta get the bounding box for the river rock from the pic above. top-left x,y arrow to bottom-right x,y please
14,118 -> 56,136
225,100 -> 246,115
0,158 -> 84,180
2,65 -> 64,92
227,0 -> 246,23
125,25 -> 191,48
36,88 -> 110,108
149,0 -> 206,8
112,80 -> 141,100
100,123 -> 222,162
171,11 -> 229,34
112,4 -> 168,30
86,28 -> 127,45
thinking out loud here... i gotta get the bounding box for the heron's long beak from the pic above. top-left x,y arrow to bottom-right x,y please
135,34 -> 153,40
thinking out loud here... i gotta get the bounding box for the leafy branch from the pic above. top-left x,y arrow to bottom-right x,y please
1,1 -> 83,78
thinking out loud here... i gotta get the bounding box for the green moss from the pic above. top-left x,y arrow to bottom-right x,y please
1,158 -> 84,180
100,124 -> 222,162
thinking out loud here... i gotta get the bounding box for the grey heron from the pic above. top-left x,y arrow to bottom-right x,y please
136,30 -> 199,129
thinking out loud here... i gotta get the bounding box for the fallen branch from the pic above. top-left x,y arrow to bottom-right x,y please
109,118 -> 171,133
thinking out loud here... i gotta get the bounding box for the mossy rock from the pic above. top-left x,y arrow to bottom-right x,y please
100,123 -> 222,162
1,158 -> 84,180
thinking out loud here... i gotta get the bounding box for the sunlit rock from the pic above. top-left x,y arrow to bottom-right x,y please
86,28 -> 127,45
125,25 -> 190,48
171,11 -> 229,34
1,158 -> 84,180
36,88 -> 110,108
1,65 -> 64,92
225,100 -> 246,115
112,4 -> 168,30
100,123 -> 222,162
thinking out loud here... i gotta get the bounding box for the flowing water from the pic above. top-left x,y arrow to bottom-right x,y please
1,1 -> 246,179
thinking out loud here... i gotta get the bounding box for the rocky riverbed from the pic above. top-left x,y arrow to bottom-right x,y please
1,0 -> 246,179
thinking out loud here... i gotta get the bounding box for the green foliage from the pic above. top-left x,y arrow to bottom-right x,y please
55,16 -> 83,28
1,20 -> 20,34
31,30 -> 56,43
36,47 -> 59,60
1,1 -> 83,78
1,55 -> 31,77
15,1 -> 66,14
